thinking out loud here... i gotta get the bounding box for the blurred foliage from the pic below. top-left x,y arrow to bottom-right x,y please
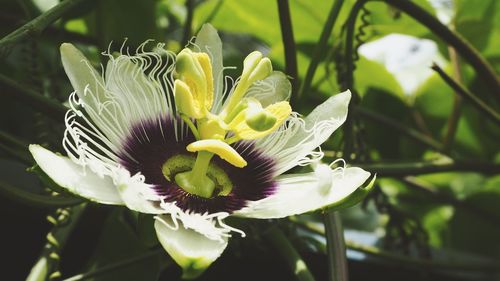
0,0 -> 499,280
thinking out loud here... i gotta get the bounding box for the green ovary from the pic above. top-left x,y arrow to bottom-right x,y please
161,153 -> 233,198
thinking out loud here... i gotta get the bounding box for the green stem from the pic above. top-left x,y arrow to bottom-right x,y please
265,227 -> 316,281
442,37 -> 464,152
432,63 -> 500,125
0,130 -> 31,164
180,114 -> 200,140
0,180 -> 83,208
352,160 -> 500,176
26,204 -> 87,281
0,0 -> 87,58
191,151 -> 213,179
0,73 -> 67,120
61,249 -> 166,281
182,0 -> 195,45
0,142 -> 31,164
293,219 -> 500,272
0,130 -> 28,150
277,0 -> 299,105
346,239 -> 500,272
401,177 -> 500,224
174,151 -> 215,198
323,212 -> 348,281
343,0 -> 366,91
198,0 -> 224,30
354,106 -> 445,152
0,12 -> 97,45
298,0 -> 344,100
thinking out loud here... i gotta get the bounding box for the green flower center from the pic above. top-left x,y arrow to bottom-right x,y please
162,154 -> 233,198
169,48 -> 291,198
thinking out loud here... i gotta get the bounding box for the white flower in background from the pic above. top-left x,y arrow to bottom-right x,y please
359,33 -> 447,95
29,24 -> 372,278
428,0 -> 454,24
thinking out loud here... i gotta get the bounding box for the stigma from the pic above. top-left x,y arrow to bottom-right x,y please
170,48 -> 291,198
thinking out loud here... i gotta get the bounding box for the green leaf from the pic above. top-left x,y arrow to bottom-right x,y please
455,0 -> 498,52
448,191 -> 500,259
86,0 -> 160,47
87,209 -> 161,281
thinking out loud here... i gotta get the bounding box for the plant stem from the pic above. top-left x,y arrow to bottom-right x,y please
298,0 -> 344,101
354,106 -> 445,152
61,249 -> 165,281
0,130 -> 28,150
0,130 -> 31,163
432,63 -> 500,125
353,160 -> 500,176
0,180 -> 83,208
323,212 -> 348,281
26,204 -> 87,281
277,0 -> 299,104
443,44 -> 464,152
0,73 -> 67,120
198,0 -> 224,29
265,226 -> 316,281
401,177 -> 500,224
0,12 -> 97,45
293,219 -> 500,272
0,143 -> 31,164
182,0 -> 195,45
0,0 -> 87,58
343,0 -> 367,91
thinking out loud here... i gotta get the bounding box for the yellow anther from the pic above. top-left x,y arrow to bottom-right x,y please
174,80 -> 203,119
176,49 -> 206,90
247,57 -> 272,84
242,51 -> 263,79
187,140 -> 247,168
174,48 -> 214,118
193,52 -> 214,111
232,101 -> 291,140
222,51 -> 273,117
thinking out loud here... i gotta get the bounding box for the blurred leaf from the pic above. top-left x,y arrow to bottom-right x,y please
355,56 -> 405,100
364,0 -> 436,39
449,191 -> 500,259
86,0 -> 160,48
88,209 -> 161,281
455,0 -> 498,52
360,88 -> 411,159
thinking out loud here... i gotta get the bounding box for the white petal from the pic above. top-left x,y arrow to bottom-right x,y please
112,168 -> 166,214
60,43 -> 107,109
258,90 -> 351,175
195,23 -> 224,112
29,144 -> 123,204
234,165 -> 370,219
245,71 -> 291,106
155,216 -> 228,279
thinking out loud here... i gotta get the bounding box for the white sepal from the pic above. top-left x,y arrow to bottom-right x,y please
234,165 -> 370,219
154,215 -> 228,279
29,144 -> 123,204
